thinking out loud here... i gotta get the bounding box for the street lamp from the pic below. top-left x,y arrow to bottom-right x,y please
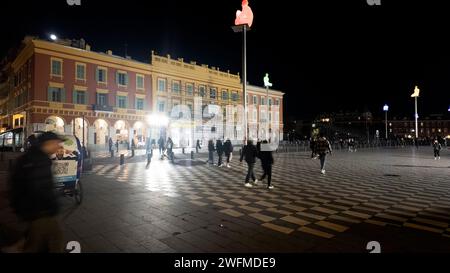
264,73 -> 273,141
50,34 -> 58,41
232,0 -> 254,144
411,86 -> 420,138
383,104 -> 389,139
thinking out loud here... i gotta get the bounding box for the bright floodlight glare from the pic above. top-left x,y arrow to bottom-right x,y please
146,114 -> 169,127
383,104 -> 389,111
50,34 -> 57,41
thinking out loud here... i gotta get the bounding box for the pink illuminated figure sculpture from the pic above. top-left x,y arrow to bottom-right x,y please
235,0 -> 254,27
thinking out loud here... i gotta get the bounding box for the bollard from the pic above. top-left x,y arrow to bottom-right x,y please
110,150 -> 114,158
131,149 -> 135,157
191,151 -> 194,159
239,149 -> 242,157
182,148 -> 185,154
120,154 -> 125,165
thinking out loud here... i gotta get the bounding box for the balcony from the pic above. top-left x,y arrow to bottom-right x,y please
92,104 -> 114,112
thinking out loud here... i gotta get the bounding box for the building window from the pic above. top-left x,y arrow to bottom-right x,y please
172,81 -> 181,93
117,96 -> 127,108
76,63 -> 86,80
186,83 -> 194,96
136,75 -> 144,89
199,85 -> 206,97
221,90 -> 229,101
231,91 -> 239,102
97,93 -> 108,106
253,95 -> 257,105
48,87 -> 64,102
275,99 -> 280,106
158,101 -> 165,112
269,98 -> 272,106
74,90 -> 86,105
116,72 -> 128,86
260,97 -> 265,105
136,98 -> 144,110
210,88 -> 217,100
96,68 -> 107,83
158,78 -> 167,92
51,59 -> 62,76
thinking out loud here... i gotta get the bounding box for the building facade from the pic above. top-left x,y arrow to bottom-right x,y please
0,36 -> 284,150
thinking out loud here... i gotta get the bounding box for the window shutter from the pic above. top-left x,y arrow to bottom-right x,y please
116,96 -> 119,107
48,87 -> 53,101
96,69 -> 99,82
125,74 -> 129,86
61,88 -> 66,102
116,72 -> 119,85
73,90 -> 77,104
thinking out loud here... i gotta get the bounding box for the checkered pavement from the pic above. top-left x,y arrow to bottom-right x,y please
87,148 -> 450,240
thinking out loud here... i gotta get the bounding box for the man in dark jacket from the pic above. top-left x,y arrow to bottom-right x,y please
216,139 -> 224,167
223,139 -> 233,168
9,132 -> 64,253
196,139 -> 201,153
207,139 -> 215,165
158,136 -> 165,157
433,139 -> 442,160
316,133 -> 332,174
258,140 -> 274,189
240,140 -> 258,187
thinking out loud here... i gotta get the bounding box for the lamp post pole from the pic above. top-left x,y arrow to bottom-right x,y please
383,104 -> 389,140
414,96 -> 418,138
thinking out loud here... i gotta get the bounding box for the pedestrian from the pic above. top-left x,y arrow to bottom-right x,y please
115,139 -> 119,153
108,137 -> 113,152
223,139 -> 233,168
207,139 -> 215,165
339,138 -> 344,150
131,139 -> 136,157
258,140 -> 274,189
8,132 -> 64,253
166,137 -> 174,161
158,136 -> 165,157
316,133 -> 332,174
240,140 -> 258,187
310,138 -> 316,158
196,139 -> 201,153
145,138 -> 153,167
433,139 -> 441,160
216,139 -> 224,167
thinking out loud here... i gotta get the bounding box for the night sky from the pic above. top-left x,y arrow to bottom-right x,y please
1,0 -> 449,120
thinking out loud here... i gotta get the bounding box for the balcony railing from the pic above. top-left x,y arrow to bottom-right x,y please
92,104 -> 114,112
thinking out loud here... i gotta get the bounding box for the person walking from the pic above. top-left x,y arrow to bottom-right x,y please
8,132 -> 64,253
316,133 -> 332,174
196,139 -> 201,153
166,137 -> 174,162
240,140 -> 258,187
158,136 -> 165,157
433,139 -> 442,160
207,139 -> 215,165
216,139 -> 224,167
131,139 -> 136,157
108,137 -> 113,152
258,140 -> 274,189
146,138 -> 153,167
310,138 -> 317,158
223,139 -> 234,168
115,139 -> 119,153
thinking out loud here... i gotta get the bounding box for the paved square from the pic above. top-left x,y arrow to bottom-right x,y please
2,147 -> 450,252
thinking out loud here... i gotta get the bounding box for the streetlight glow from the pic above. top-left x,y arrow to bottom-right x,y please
146,114 -> 169,127
383,104 -> 389,112
50,34 -> 58,41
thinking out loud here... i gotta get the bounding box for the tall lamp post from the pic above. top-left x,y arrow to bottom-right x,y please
232,0 -> 254,143
264,73 -> 273,141
411,86 -> 420,139
383,104 -> 389,139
